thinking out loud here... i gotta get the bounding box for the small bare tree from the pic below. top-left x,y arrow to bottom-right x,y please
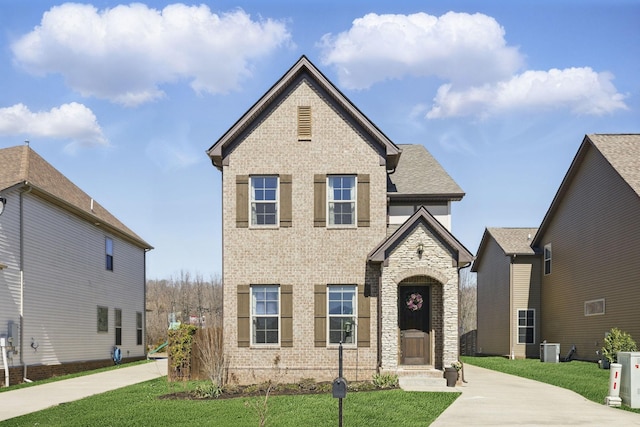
459,267 -> 477,335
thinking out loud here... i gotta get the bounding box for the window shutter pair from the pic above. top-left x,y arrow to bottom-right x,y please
237,285 -> 292,347
313,285 -> 370,347
236,175 -> 292,228
313,174 -> 370,227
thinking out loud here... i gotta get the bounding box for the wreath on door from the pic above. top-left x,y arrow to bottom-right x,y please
406,293 -> 423,311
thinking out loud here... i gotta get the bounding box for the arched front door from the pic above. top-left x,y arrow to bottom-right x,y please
399,285 -> 430,365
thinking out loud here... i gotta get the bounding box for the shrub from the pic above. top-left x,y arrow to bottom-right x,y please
602,328 -> 638,363
194,382 -> 223,399
372,373 -> 399,389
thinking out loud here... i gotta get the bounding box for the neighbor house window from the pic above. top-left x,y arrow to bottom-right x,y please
328,285 -> 356,345
115,308 -> 122,345
105,237 -> 114,271
136,312 -> 143,345
97,306 -> 108,332
543,243 -> 552,275
585,299 -> 605,316
251,285 -> 279,345
517,309 -> 535,344
328,176 -> 356,226
251,176 -> 278,226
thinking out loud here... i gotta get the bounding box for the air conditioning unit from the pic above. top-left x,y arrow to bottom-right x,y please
618,352 -> 640,408
540,343 -> 560,363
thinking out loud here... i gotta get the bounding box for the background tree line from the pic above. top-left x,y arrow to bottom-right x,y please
146,271 -> 222,349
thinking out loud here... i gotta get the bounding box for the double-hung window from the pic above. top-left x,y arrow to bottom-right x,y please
328,285 -> 356,345
251,285 -> 279,345
517,309 -> 535,344
251,176 -> 278,226
544,244 -> 552,275
114,308 -> 122,345
105,237 -> 114,271
328,176 -> 356,226
136,312 -> 143,345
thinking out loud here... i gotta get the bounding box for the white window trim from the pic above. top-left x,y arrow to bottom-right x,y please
327,285 -> 357,347
543,243 -> 552,275
250,176 -> 279,228
326,175 -> 357,228
584,298 -> 605,316
250,285 -> 281,346
517,308 -> 535,344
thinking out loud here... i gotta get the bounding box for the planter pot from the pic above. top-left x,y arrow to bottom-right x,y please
444,367 -> 458,387
600,359 -> 611,369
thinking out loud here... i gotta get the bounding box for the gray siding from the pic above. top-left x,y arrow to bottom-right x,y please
539,145 -> 640,361
476,237 -> 511,356
19,193 -> 145,366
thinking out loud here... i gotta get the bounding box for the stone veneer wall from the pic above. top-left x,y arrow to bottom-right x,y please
221,78 -> 387,385
380,223 -> 459,371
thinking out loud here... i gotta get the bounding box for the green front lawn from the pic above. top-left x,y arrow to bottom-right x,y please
462,356 -> 640,413
2,378 -> 459,426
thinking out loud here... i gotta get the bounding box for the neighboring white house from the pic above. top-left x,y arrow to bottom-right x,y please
0,145 -> 152,385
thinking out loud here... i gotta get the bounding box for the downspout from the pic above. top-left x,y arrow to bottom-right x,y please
1,338 -> 8,387
510,254 -> 515,360
20,184 -> 32,381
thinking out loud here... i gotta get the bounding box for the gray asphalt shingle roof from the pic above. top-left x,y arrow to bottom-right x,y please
486,227 -> 538,255
388,144 -> 464,199
588,134 -> 640,197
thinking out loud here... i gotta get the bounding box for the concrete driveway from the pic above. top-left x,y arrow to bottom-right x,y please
431,364 -> 640,426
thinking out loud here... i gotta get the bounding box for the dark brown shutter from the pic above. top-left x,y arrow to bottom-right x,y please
314,285 -> 326,346
237,285 -> 250,347
298,106 -> 311,139
314,174 -> 326,227
357,285 -> 370,347
357,174 -> 370,227
280,175 -> 292,228
236,175 -> 249,228
280,285 -> 293,347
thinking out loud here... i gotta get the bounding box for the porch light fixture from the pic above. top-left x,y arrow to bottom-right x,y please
417,242 -> 424,256
0,196 -> 6,216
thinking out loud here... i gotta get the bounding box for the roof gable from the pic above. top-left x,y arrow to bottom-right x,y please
368,206 -> 473,265
0,145 -> 151,249
533,134 -> 640,246
207,55 -> 401,170
472,227 -> 538,272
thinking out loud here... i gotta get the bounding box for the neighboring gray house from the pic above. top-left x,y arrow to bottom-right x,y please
0,145 -> 152,385
472,227 -> 540,359
474,134 -> 640,361
207,56 -> 472,384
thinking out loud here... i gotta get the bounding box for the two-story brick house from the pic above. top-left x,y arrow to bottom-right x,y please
207,56 -> 472,384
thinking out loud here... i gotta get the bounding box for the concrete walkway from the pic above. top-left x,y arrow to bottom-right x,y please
0,359 -> 167,422
430,364 -> 640,426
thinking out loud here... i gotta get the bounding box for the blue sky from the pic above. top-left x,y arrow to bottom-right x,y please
1,1 -> 638,280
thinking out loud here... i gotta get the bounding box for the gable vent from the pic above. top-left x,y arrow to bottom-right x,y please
298,106 -> 311,140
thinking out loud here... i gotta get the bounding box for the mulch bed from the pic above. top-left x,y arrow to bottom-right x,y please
159,380 -> 396,400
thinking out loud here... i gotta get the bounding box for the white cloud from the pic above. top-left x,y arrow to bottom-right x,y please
427,67 -> 628,119
11,3 -> 291,106
0,102 -> 108,147
319,11 -> 523,89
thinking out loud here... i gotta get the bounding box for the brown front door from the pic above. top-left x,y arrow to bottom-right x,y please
399,286 -> 430,365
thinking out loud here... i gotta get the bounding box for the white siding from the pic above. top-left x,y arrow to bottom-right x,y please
20,193 -> 145,366
388,204 -> 451,230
